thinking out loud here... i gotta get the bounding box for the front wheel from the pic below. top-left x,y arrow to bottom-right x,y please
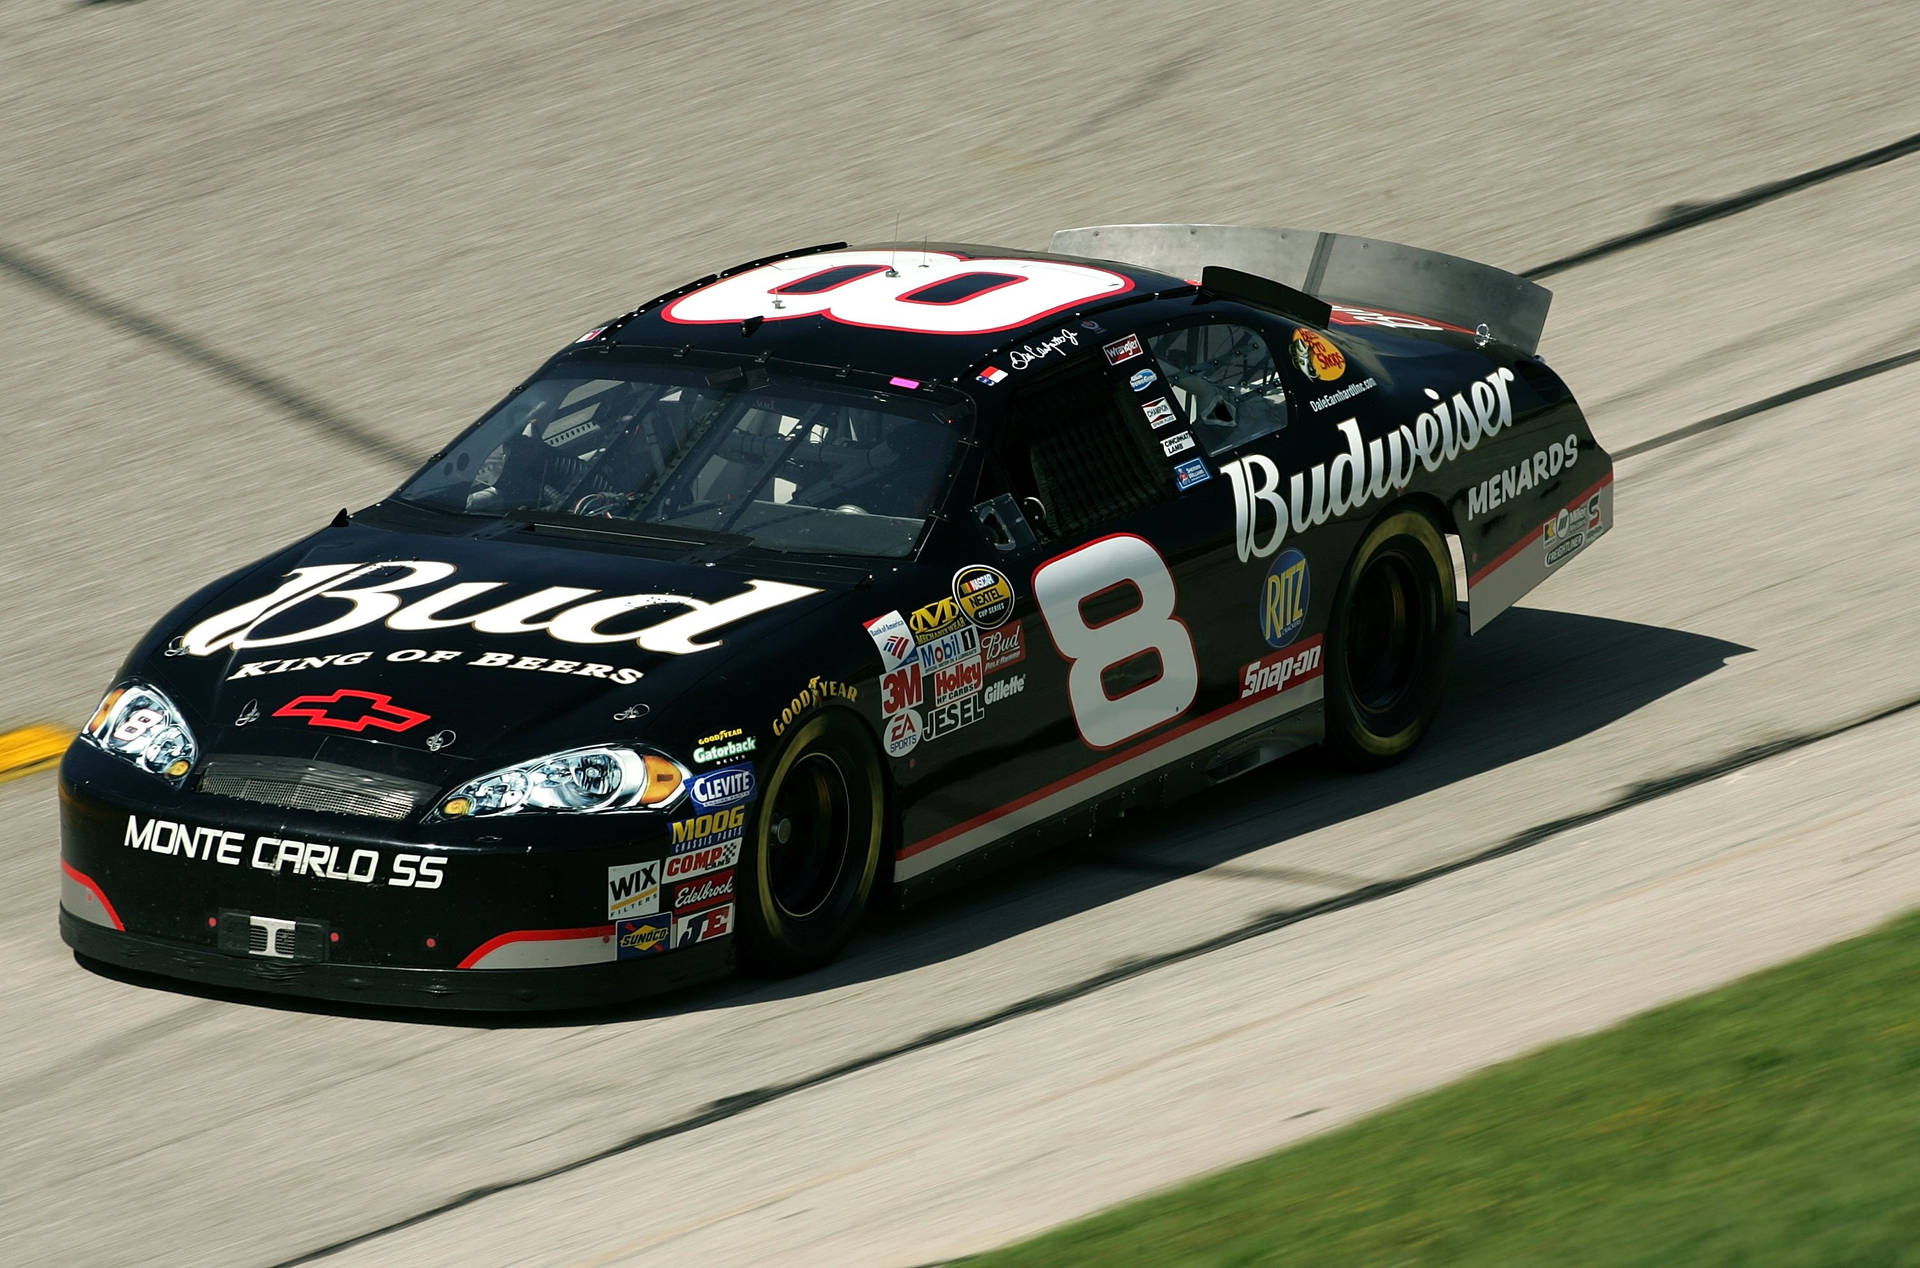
1323,508 -> 1456,769
736,712 -> 885,974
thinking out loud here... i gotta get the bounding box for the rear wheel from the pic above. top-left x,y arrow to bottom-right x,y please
1323,508 -> 1456,768
736,712 -> 884,974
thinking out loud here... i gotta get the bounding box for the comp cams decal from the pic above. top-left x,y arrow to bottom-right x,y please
1224,368 -> 1518,562
182,562 -> 819,658
121,815 -> 446,888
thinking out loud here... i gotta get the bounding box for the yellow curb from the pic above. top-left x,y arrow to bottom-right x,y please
0,724 -> 71,784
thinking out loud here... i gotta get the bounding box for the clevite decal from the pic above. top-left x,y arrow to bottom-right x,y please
1225,368 -> 1518,563
1468,434 -> 1581,520
180,562 -> 819,658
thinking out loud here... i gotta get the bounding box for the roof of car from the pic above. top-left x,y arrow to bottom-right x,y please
602,242 -> 1195,384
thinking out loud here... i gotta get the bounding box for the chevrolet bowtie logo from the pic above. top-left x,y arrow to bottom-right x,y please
272,689 -> 430,733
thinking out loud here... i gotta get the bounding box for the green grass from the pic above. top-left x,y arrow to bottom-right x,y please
977,909 -> 1920,1267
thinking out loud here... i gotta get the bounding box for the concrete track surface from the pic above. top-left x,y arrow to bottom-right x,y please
3,2 -> 1919,1263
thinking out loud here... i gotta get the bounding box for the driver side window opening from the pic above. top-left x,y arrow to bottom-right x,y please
990,361 -> 1170,541
1145,321 -> 1290,456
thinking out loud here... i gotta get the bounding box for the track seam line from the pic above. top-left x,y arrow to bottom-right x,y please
271,688 -> 1920,1265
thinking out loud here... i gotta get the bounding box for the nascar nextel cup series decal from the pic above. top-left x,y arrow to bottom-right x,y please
1225,367 -> 1518,562
952,564 -> 1015,629
180,562 -> 819,657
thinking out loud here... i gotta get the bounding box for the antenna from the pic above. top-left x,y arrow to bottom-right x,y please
921,235 -> 930,268
887,214 -> 900,277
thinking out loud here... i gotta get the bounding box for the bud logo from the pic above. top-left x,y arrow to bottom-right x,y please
934,654 -> 983,703
272,689 -> 429,734
1240,637 -> 1324,700
909,596 -> 965,641
881,662 -> 923,716
663,837 -> 740,882
980,620 -> 1026,672
616,915 -> 670,958
673,869 -> 735,912
984,674 -> 1026,705
688,763 -> 754,811
675,902 -> 734,947
606,860 -> 662,919
1259,549 -> 1309,649
670,805 -> 746,852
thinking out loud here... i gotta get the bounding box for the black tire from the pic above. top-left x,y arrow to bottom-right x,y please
1323,508 -> 1456,769
736,711 -> 885,974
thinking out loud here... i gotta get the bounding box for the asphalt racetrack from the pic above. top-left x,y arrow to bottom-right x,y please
4,2 -> 1920,1263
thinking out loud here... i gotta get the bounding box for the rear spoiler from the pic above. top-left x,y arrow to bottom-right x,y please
1049,224 -> 1552,356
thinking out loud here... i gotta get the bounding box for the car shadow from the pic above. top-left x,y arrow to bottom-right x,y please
77,607 -> 1748,1027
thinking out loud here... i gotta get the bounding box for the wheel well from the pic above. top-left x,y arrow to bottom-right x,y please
1365,492 -> 1466,617
794,702 -> 900,893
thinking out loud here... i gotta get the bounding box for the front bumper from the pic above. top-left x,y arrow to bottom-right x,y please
58,742 -> 737,1010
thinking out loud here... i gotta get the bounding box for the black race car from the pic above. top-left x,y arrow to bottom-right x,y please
59,225 -> 1612,1008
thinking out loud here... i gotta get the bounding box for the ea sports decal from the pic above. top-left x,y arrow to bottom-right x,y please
657,250 -> 1131,336
952,564 -> 1015,630
883,708 -> 922,757
1290,329 -> 1346,381
1259,549 -> 1309,649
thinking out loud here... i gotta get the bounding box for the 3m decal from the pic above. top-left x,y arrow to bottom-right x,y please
1290,329 -> 1346,381
1102,333 -> 1144,365
183,563 -> 819,658
120,815 -> 445,888
773,676 -> 858,736
1468,434 -> 1581,520
980,620 -> 1026,673
688,763 -> 754,811
670,805 -> 747,853
675,902 -> 734,946
616,915 -> 671,958
659,250 -> 1131,336
1161,431 -> 1196,458
1007,328 -> 1082,370
863,609 -> 916,672
1174,458 -> 1211,491
883,708 -> 923,757
1033,534 -> 1198,749
1128,368 -> 1157,392
1240,636 -> 1325,700
607,860 -> 662,920
692,728 -> 756,764
952,564 -> 1015,629
881,662 -> 923,716
1142,397 -> 1177,428
908,597 -> 967,642
1225,367 -> 1518,562
271,689 -> 428,734
1259,549 -> 1309,649
932,653 -> 984,704
925,695 -> 985,739
663,837 -> 741,883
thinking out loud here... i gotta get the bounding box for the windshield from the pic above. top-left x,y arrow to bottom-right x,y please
397,358 -> 966,557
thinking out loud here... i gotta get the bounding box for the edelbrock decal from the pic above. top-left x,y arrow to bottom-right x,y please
179,562 -> 819,657
1225,368 -> 1517,562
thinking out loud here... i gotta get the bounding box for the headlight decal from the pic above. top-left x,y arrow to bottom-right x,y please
81,683 -> 199,783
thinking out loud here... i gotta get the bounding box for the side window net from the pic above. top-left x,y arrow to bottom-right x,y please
1002,364 -> 1167,539
1146,322 -> 1289,456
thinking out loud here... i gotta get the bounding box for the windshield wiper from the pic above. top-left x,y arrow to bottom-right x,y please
504,509 -> 754,555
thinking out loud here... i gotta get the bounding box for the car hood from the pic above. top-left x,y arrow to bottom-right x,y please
139,519 -> 858,774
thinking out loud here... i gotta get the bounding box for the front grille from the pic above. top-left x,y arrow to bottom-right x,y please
198,755 -> 437,820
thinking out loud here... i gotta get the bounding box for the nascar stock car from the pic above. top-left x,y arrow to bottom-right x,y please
58,225 -> 1612,1009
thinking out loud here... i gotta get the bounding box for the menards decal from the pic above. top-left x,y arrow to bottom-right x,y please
120,815 -> 445,888
179,561 -> 819,657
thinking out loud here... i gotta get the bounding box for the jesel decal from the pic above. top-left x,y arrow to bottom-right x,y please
179,562 -> 819,657
1224,368 -> 1517,562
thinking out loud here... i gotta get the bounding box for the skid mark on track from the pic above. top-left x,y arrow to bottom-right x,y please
1525,129 -> 1920,279
0,242 -> 417,470
1616,346 -> 1920,460
272,688 -> 1920,1266
0,724 -> 70,784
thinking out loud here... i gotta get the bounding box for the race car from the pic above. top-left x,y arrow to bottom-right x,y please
58,225 -> 1612,1009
